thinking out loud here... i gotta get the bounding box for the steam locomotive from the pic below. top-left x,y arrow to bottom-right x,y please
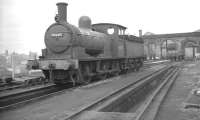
39,2 -> 145,85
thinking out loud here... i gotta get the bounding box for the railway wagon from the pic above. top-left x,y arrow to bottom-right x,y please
39,2 -> 145,85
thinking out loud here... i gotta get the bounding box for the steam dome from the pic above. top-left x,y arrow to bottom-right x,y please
78,16 -> 91,29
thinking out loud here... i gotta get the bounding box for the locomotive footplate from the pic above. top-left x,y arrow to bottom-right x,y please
39,59 -> 78,70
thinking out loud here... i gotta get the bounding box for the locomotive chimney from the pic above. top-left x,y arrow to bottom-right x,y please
139,29 -> 142,37
56,2 -> 68,22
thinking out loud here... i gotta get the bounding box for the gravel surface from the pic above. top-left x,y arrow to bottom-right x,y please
156,61 -> 200,120
0,65 -> 164,120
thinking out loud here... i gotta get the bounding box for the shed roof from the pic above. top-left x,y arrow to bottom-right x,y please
143,32 -> 200,39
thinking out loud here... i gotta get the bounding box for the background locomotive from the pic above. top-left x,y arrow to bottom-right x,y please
39,2 -> 145,85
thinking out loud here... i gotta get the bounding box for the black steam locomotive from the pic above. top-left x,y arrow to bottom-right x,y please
39,2 -> 145,85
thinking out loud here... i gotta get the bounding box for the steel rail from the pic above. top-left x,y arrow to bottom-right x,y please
135,65 -> 181,120
0,62 -> 171,114
0,84 -> 67,110
58,65 -> 173,120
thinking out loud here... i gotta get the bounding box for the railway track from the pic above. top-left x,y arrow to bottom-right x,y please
0,62 -> 178,120
134,64 -> 181,120
0,84 -> 25,92
142,60 -> 169,69
0,77 -> 46,92
55,63 -> 179,120
0,84 -> 75,110
0,62 -> 173,120
0,60 -> 169,109
0,60 -> 167,93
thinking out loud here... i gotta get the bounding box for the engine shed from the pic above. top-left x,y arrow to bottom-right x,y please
143,32 -> 200,60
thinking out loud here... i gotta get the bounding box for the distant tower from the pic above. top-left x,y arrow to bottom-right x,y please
11,52 -> 15,80
139,29 -> 142,37
5,50 -> 8,56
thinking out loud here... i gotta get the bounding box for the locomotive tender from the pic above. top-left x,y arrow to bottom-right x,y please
39,2 -> 145,85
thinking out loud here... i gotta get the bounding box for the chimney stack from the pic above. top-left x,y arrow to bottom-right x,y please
56,2 -> 68,22
139,29 -> 142,37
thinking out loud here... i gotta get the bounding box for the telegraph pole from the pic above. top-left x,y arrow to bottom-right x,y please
11,52 -> 15,80
166,40 -> 168,59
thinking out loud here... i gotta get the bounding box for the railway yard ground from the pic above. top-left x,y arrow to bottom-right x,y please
0,60 -> 200,120
155,61 -> 200,120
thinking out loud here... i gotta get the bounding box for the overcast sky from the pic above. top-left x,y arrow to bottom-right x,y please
1,0 -> 200,54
